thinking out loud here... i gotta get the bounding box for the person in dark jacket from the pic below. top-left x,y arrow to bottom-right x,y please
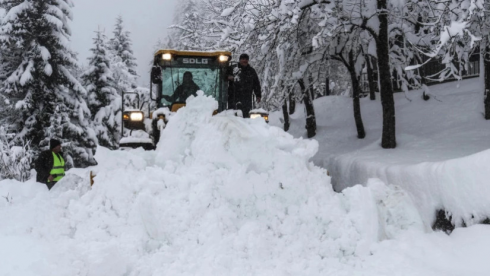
227,53 -> 262,118
163,71 -> 200,103
35,139 -> 66,190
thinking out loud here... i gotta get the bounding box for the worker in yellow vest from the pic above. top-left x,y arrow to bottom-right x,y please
34,139 -> 66,190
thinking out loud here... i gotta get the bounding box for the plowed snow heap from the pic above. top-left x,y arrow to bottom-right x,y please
0,93 -> 425,275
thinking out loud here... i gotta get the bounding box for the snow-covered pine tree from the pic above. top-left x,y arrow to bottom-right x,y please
0,126 -> 32,182
110,16 -> 138,91
82,29 -> 121,150
0,0 -> 97,168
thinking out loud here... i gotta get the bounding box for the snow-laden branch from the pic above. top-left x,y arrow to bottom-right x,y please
299,0 -> 331,10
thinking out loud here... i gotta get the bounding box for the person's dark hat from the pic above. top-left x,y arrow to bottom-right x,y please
50,139 -> 61,150
239,54 -> 249,60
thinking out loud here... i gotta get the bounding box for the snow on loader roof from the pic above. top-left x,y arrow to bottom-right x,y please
1,92 -> 490,275
154,49 -> 232,57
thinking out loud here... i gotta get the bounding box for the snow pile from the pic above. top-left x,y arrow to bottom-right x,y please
1,93 -> 490,275
249,108 -> 269,114
119,129 -> 153,144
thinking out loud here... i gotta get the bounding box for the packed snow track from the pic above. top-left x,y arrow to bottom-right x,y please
1,93 -> 490,275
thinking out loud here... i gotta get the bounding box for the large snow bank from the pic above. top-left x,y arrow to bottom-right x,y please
330,148 -> 490,226
1,93 -> 490,275
271,79 -> 490,227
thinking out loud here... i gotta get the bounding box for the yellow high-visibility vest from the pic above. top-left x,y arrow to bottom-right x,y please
49,152 -> 65,182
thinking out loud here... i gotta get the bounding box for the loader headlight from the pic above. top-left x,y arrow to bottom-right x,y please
129,112 -> 144,121
250,113 -> 269,122
219,55 -> 229,62
162,53 -> 172,61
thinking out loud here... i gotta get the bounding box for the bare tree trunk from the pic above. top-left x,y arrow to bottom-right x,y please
282,96 -> 290,131
349,51 -> 366,139
325,76 -> 330,96
289,91 -> 296,114
485,45 -> 490,119
298,79 -> 316,138
366,55 -> 376,100
376,0 -> 396,148
352,84 -> 366,139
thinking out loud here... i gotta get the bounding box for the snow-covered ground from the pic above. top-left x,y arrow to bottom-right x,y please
1,92 -> 490,275
270,78 -> 490,226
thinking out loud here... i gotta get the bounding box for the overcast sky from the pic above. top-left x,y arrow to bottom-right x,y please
71,0 -> 179,86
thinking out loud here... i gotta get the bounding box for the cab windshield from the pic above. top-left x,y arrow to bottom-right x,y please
161,67 -> 220,107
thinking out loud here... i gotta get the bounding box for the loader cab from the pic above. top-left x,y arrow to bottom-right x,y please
151,50 -> 231,112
